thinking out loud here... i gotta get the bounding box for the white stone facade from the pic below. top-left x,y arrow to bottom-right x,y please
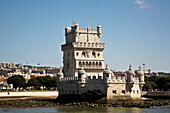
57,22 -> 145,100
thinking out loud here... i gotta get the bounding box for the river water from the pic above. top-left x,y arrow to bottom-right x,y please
0,106 -> 169,113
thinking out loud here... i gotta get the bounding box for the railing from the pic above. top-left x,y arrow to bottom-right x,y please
73,42 -> 105,48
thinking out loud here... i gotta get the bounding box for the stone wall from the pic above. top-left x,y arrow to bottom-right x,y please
0,91 -> 58,97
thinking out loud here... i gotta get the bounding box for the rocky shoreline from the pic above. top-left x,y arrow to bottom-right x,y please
0,98 -> 170,108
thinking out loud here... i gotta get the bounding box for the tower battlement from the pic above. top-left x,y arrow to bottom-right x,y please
57,22 -> 145,101
65,22 -> 101,44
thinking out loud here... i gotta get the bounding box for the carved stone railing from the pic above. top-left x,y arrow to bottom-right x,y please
73,42 -> 105,48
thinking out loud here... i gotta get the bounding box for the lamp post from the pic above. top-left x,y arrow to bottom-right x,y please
143,63 -> 145,74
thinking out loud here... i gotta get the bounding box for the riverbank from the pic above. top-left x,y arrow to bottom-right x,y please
0,91 -> 58,97
0,98 -> 170,108
0,91 -> 170,108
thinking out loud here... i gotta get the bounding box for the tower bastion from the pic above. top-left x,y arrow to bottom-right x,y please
57,22 -> 145,101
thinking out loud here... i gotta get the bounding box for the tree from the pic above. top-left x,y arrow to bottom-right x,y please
36,76 -> 51,90
46,77 -> 57,90
143,81 -> 152,91
157,76 -> 170,91
7,75 -> 25,90
27,77 -> 40,90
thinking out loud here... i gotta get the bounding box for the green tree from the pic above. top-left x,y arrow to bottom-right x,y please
46,77 -> 57,90
143,81 -> 152,91
7,75 -> 26,90
36,76 -> 51,90
27,77 -> 40,90
157,76 -> 170,91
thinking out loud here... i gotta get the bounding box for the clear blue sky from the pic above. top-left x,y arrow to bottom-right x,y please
0,0 -> 170,72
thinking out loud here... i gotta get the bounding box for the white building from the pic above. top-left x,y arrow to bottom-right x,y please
57,22 -> 145,101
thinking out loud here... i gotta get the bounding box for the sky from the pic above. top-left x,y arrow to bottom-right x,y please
0,0 -> 170,72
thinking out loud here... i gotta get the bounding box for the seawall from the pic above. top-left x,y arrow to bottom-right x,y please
0,91 -> 58,97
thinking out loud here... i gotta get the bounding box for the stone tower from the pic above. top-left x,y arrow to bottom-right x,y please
61,22 -> 105,77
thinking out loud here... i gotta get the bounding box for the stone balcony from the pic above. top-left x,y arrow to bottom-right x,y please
62,42 -> 105,50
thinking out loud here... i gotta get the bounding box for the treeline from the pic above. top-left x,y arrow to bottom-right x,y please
143,75 -> 170,91
7,75 -> 57,90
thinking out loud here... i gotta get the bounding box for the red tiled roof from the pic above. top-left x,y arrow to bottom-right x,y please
0,78 -> 6,82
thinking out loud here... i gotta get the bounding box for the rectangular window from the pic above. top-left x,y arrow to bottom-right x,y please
122,90 -> 125,94
112,90 -> 116,94
133,90 -> 135,94
137,90 -> 139,94
98,76 -> 101,79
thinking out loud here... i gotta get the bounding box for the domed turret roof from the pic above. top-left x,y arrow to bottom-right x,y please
75,21 -> 79,27
97,24 -> 101,28
65,25 -> 69,30
57,69 -> 63,77
103,64 -> 111,74
78,67 -> 86,75
136,66 -> 144,75
127,64 -> 134,75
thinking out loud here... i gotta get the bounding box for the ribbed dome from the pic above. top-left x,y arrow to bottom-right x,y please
136,66 -> 144,75
78,67 -> 86,75
103,64 -> 111,74
127,64 -> 134,75
75,22 -> 79,27
97,24 -> 101,28
65,25 -> 69,30
57,69 -> 63,77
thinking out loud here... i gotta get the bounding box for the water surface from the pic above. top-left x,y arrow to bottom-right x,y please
0,107 -> 169,113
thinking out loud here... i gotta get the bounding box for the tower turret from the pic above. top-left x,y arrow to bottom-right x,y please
126,64 -> 134,82
103,64 -> 112,81
57,68 -> 64,82
137,66 -> 145,90
62,22 -> 105,78
65,25 -> 69,36
78,67 -> 86,82
97,24 -> 101,38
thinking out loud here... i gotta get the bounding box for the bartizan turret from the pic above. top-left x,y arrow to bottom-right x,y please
57,69 -> 64,81
126,64 -> 134,92
78,67 -> 86,82
126,64 -> 134,82
103,64 -> 112,82
97,24 -> 101,38
136,66 -> 145,90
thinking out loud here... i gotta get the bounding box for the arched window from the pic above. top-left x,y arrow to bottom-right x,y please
79,62 -> 81,67
86,61 -> 88,68
96,62 -> 99,68
82,51 -> 85,57
83,62 -> 85,67
93,62 -> 95,68
99,62 -> 102,67
98,53 -> 100,57
89,62 -> 91,67
92,51 -> 95,57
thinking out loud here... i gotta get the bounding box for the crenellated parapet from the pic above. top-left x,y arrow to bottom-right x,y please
65,22 -> 101,37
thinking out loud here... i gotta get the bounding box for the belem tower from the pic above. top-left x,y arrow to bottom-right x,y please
57,22 -> 145,101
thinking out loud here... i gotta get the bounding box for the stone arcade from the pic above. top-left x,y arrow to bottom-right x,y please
57,22 -> 145,101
